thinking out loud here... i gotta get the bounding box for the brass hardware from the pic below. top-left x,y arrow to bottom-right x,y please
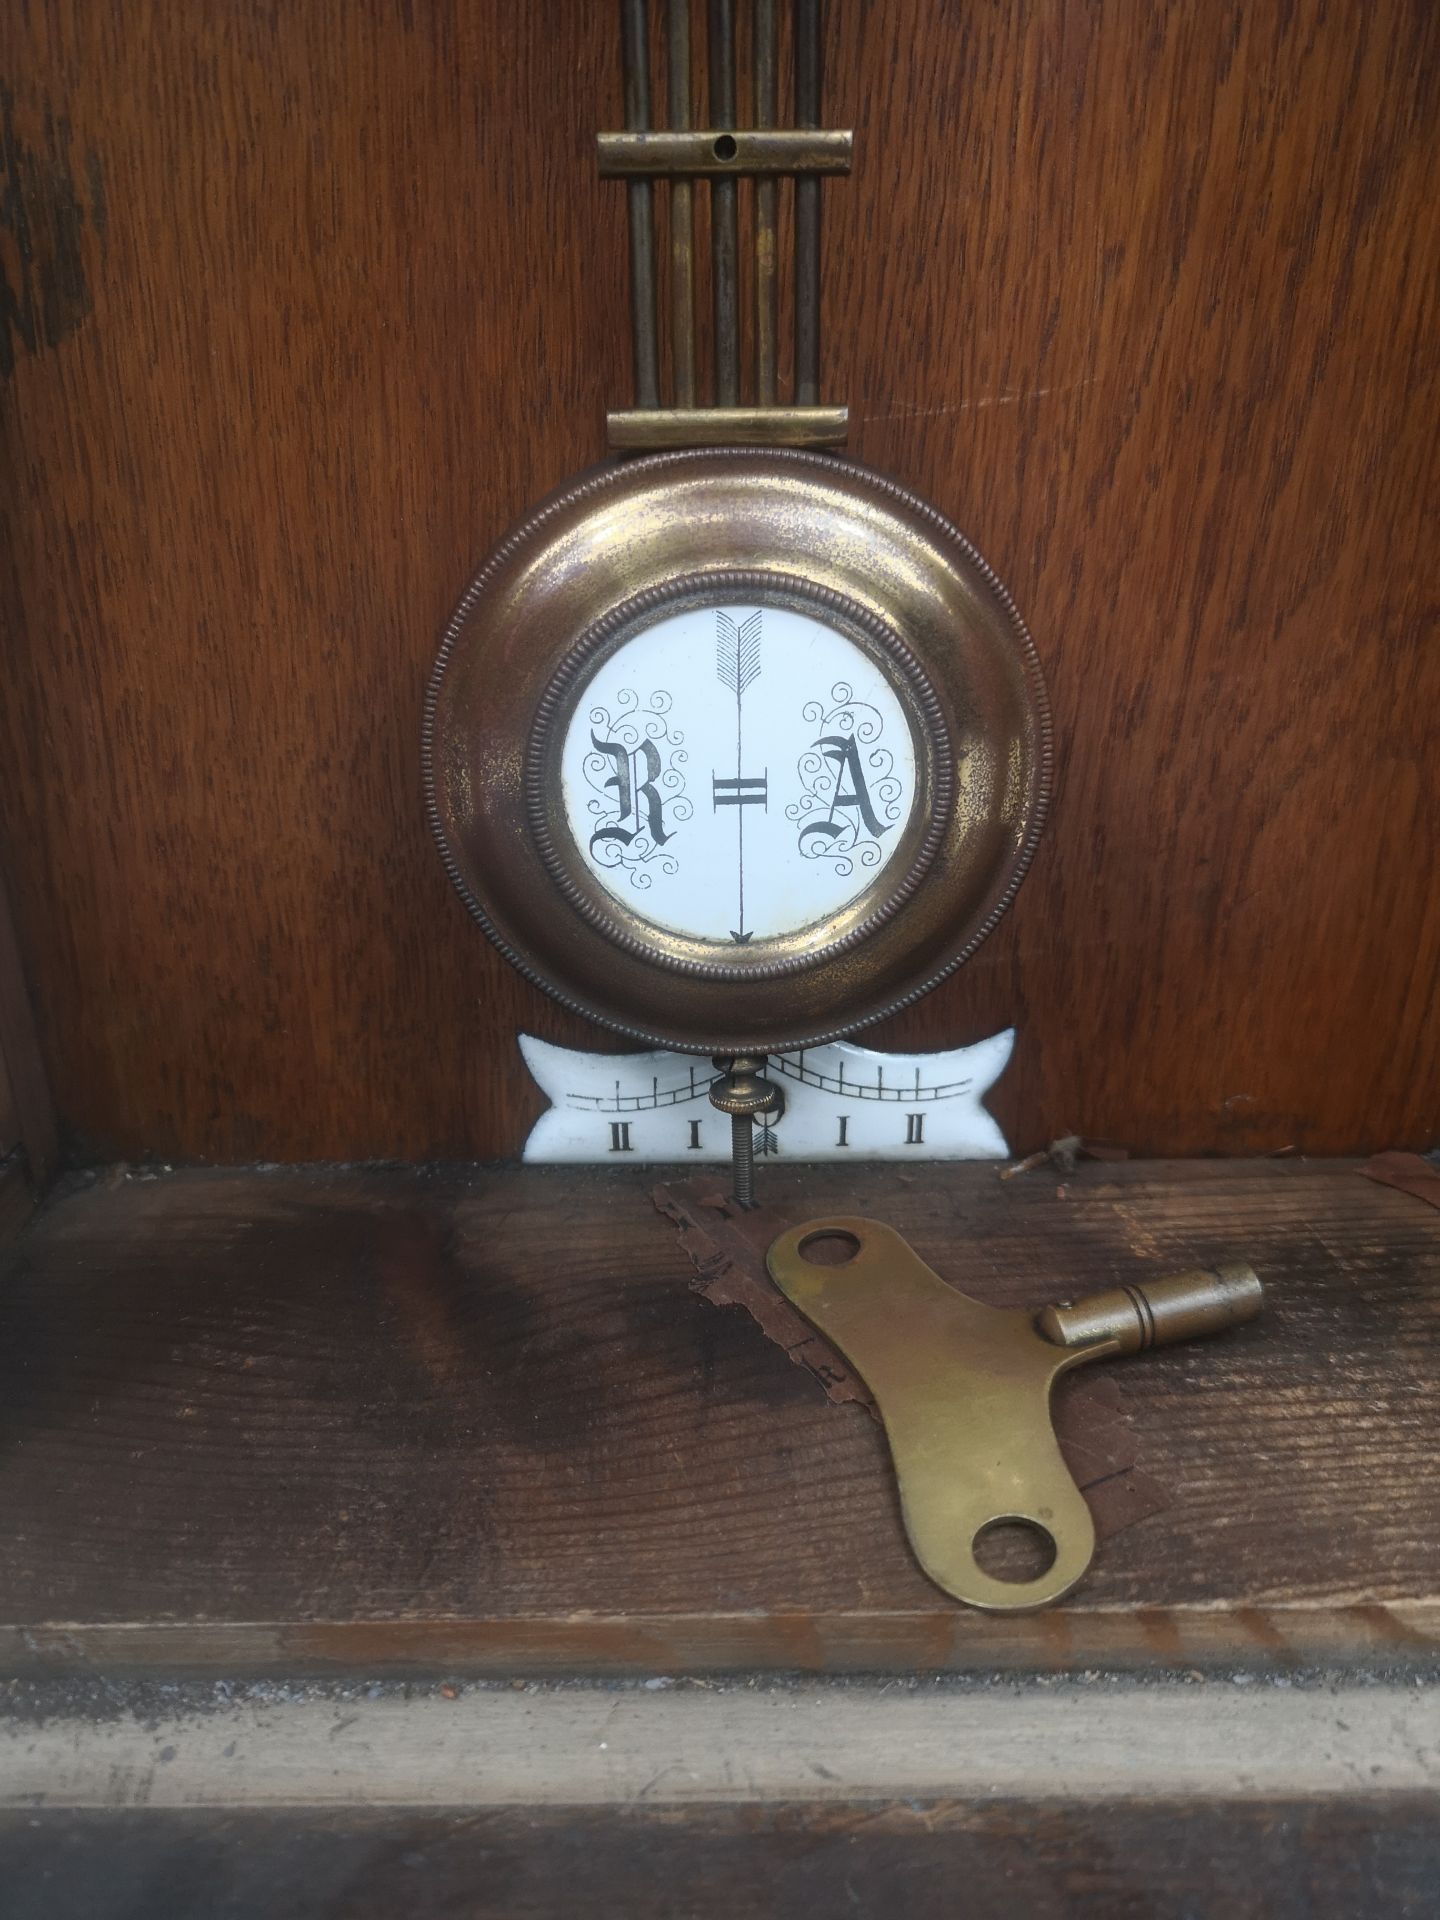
709,1056 -> 783,1207
709,0 -> 740,406
605,0 -> 847,422
1037,1263 -> 1262,1354
767,1219 -> 1263,1611
753,0 -> 780,406
607,404 -> 849,449
667,0 -> 696,408
619,0 -> 660,410
794,0 -> 822,403
597,130 -> 853,176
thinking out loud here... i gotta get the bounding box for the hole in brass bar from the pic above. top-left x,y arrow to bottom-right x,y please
713,132 -> 739,161
597,130 -> 852,177
798,1229 -> 861,1266
972,1518 -> 1057,1584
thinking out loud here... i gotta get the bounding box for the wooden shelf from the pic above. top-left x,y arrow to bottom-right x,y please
0,1158 -> 1435,1675
3,1799 -> 1435,1919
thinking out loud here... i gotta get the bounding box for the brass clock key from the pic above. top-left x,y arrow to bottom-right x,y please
768,1220 -> 1264,1611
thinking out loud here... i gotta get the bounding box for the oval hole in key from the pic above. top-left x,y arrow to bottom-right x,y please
798,1229 -> 862,1266
972,1517 -> 1057,1583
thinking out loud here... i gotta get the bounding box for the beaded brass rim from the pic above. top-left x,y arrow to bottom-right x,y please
424,447 -> 1051,1057
524,568 -> 953,983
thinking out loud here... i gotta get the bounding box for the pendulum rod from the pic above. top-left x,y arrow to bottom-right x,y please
602,0 -> 850,449
668,0 -> 697,408
709,0 -> 741,406
754,0 -> 779,403
794,0 -> 821,404
620,0 -> 661,409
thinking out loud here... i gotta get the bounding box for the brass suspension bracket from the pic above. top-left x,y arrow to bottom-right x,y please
767,1218 -> 1264,1612
606,0 -> 851,449
598,129 -> 853,175
607,405 -> 848,450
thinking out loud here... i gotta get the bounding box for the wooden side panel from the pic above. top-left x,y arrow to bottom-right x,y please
0,877 -> 55,1196
0,1158 -> 30,1244
0,3 -> 1435,1162
0,1044 -> 17,1155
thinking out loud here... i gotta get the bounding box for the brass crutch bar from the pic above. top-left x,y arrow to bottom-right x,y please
608,404 -> 848,448
620,0 -> 660,410
709,0 -> 740,407
601,0 -> 850,448
794,0 -> 821,406
668,0 -> 696,408
754,0 -> 779,403
597,129 -> 852,174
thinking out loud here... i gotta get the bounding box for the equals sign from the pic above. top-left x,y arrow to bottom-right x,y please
712,774 -> 768,808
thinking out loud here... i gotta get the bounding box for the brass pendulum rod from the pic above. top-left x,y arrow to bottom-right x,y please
620,0 -> 660,409
754,0 -> 779,404
602,0 -> 849,450
668,0 -> 697,408
793,0 -> 821,405
709,0 -> 741,406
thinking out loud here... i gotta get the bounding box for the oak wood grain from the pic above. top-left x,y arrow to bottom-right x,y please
0,3 -> 1436,1162
0,1158 -> 1435,1675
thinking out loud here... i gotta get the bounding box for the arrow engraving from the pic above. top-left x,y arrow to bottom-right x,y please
715,611 -> 763,940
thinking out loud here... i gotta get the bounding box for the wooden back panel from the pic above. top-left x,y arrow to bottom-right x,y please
0,2 -> 1435,1162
